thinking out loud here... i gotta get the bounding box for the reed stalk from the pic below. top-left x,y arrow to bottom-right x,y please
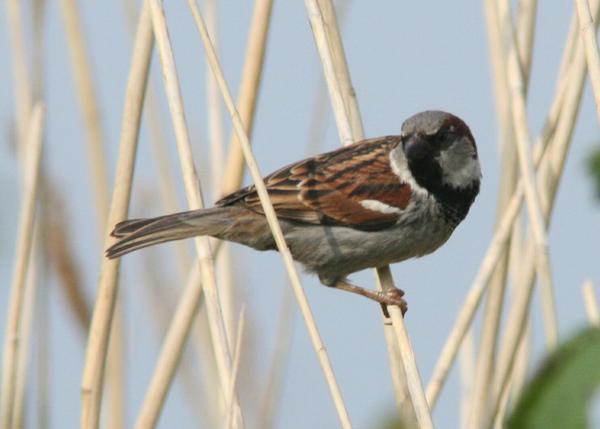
468,0 -> 537,425
305,1 -> 431,426
575,0 -> 600,122
187,2 -> 353,426
0,104 -> 45,429
488,12 -> 596,422
582,281 -> 600,326
80,4 -> 154,426
5,0 -> 33,153
221,0 -> 275,196
143,1 -> 245,426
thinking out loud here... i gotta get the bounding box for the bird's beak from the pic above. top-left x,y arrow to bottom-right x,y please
403,133 -> 430,162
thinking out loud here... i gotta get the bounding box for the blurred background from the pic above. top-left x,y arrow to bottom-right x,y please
1,1 -> 599,428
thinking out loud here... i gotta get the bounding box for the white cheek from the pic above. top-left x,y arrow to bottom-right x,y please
438,151 -> 481,189
389,149 -> 429,197
360,199 -> 403,214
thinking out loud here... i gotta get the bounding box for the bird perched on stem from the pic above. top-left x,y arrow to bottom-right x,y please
106,111 -> 481,314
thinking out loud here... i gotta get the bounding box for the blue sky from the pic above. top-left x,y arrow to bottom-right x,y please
1,1 -> 598,428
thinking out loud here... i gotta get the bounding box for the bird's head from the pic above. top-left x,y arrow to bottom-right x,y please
396,110 -> 481,224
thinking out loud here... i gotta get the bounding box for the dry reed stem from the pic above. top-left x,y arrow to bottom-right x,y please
106,300 -> 125,429
226,306 -> 246,429
493,289 -> 532,429
146,90 -> 194,276
493,335 -> 529,429
458,330 -> 475,429
303,0 -> 352,156
479,0 -> 519,378
582,280 -> 600,325
425,96 -> 564,408
485,0 -> 516,157
80,5 -> 154,427
377,268 -> 433,428
315,0 -> 364,139
470,2 -> 517,424
192,310 -> 223,427
496,34 -> 591,399
11,226 -> 39,429
134,264 -> 203,429
318,0 -> 423,422
43,189 -> 90,333
427,44 -> 580,407
188,0 -> 275,371
187,2 -> 353,426
205,0 -> 225,197
139,250 -> 206,422
31,0 -> 92,345
426,196 -> 519,408
498,0 -> 559,349
468,0 -> 536,424
60,1 -> 127,422
492,359 -> 514,428
123,7 -> 200,418
191,284 -> 227,428
504,324 -> 531,423
0,104 -> 45,429
545,43 -> 594,207
256,288 -> 295,429
122,0 -> 194,281
147,1 -> 245,426
516,0 -> 537,80
382,316 -> 416,424
29,26 -> 46,423
252,22 -> 342,427
305,1 -> 429,423
59,0 -> 110,225
560,14 -> 581,80
221,0 -> 274,196
204,0 -> 237,353
468,256 -> 510,427
333,23 -> 422,429
303,0 -> 353,145
217,244 -> 237,363
473,0 -> 572,414
507,222 -> 524,290
576,0 -> 600,122
492,75 -> 583,426
488,19 -> 595,423
6,0 -> 33,153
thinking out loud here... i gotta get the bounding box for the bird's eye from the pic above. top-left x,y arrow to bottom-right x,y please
439,127 -> 455,139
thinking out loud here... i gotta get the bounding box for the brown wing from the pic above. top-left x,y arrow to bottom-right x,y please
216,136 -> 412,231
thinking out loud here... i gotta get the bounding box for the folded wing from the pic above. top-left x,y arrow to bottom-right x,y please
217,136 -> 413,231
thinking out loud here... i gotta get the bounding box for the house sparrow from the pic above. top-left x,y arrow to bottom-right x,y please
106,110 -> 481,312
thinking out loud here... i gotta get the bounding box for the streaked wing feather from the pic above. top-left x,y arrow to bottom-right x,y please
216,136 -> 412,230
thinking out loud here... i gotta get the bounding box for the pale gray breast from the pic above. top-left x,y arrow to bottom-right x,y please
282,193 -> 454,280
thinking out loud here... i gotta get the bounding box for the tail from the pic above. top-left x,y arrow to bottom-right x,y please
106,208 -> 230,259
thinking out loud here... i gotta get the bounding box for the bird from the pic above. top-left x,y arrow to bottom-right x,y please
106,110 -> 481,313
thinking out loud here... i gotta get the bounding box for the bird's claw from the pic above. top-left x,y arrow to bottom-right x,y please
379,288 -> 407,317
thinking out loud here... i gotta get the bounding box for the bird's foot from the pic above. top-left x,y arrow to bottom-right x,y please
329,278 -> 407,316
378,287 -> 408,317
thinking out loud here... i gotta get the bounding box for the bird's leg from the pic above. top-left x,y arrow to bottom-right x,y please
330,278 -> 407,315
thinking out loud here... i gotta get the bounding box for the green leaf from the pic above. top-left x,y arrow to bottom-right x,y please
587,147 -> 600,201
507,327 -> 600,429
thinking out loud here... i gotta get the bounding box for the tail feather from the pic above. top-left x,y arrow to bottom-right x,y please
106,208 -> 227,259
111,218 -> 161,238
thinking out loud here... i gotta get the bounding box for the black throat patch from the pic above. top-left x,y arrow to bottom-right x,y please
408,157 -> 480,227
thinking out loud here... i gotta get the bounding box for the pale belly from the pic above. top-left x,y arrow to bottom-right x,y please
281,204 -> 455,283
